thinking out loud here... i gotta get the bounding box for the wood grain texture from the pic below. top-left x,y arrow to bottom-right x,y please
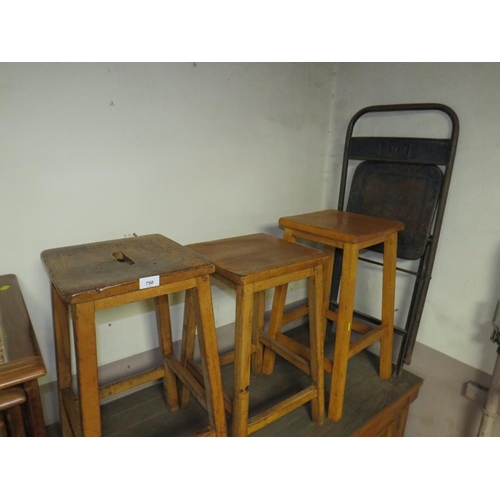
46,326 -> 423,437
380,232 -> 398,379
156,295 -> 180,411
307,264 -> 325,424
5,404 -> 26,437
187,233 -> 327,285
186,233 -> 327,436
191,275 -> 228,436
43,235 -> 227,437
328,242 -> 359,422
51,284 -> 73,436
72,301 -> 101,436
279,209 -> 404,245
0,387 -> 26,410
0,415 -> 6,437
232,284 -> 255,437
41,234 -> 215,304
0,275 -> 46,386
274,210 -> 405,423
0,274 -> 46,436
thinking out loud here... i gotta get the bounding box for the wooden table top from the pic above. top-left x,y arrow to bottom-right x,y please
279,209 -> 405,244
187,233 -> 328,285
41,234 -> 215,304
0,274 -> 46,388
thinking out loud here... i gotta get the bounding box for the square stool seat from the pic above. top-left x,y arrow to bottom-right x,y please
41,234 -> 227,437
183,233 -> 328,437
270,210 -> 405,422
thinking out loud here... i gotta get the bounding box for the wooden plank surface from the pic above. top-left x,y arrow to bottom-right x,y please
40,234 -> 215,304
0,274 -> 46,388
187,233 -> 327,285
46,325 -> 423,437
279,209 -> 404,244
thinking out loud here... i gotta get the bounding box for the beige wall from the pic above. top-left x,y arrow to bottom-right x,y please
4,62 -> 500,426
0,62 -> 335,385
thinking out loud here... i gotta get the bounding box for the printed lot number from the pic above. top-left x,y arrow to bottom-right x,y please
139,275 -> 160,289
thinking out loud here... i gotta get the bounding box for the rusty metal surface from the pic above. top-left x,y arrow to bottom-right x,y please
347,161 -> 443,260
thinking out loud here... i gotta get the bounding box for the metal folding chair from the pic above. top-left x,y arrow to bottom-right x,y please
330,103 -> 459,375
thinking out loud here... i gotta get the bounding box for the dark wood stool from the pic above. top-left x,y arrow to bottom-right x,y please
267,210 -> 404,422
41,234 -> 227,437
0,274 -> 47,436
183,233 -> 328,437
0,387 -> 27,437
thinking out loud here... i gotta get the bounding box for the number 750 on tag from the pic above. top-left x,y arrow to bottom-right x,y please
139,275 -> 160,289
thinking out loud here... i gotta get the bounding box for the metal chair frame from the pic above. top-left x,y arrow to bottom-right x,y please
330,103 -> 459,375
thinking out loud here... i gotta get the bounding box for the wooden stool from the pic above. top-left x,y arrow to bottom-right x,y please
266,210 -> 404,422
0,274 -> 47,436
41,234 -> 227,437
0,388 -> 27,437
183,233 -> 328,437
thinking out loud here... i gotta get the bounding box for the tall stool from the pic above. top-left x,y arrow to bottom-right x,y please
265,210 -> 404,422
0,388 -> 27,437
41,234 -> 227,437
182,233 -> 328,437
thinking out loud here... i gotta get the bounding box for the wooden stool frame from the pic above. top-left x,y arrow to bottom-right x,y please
335,103 -> 459,374
182,233 -> 328,437
42,234 -> 227,437
265,210 -> 404,422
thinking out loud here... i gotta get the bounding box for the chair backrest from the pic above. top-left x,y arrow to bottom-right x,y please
346,161 -> 443,260
334,103 -> 459,372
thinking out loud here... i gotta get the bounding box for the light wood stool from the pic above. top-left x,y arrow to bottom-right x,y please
0,387 -> 27,437
41,234 -> 227,437
183,233 -> 328,437
266,209 -> 404,422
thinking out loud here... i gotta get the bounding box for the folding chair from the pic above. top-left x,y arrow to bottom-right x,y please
330,103 -> 459,375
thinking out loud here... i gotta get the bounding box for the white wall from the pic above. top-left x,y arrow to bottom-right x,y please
6,62 -> 499,427
0,62 -> 335,386
330,62 -> 500,375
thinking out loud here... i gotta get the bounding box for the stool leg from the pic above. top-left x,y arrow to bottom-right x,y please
252,290 -> 265,375
23,380 -> 46,437
232,284 -> 254,437
156,295 -> 180,411
73,302 -> 101,437
328,242 -> 359,422
192,275 -> 228,437
6,405 -> 26,437
308,264 -> 325,424
179,288 -> 197,408
322,245 -> 336,316
261,284 -> 287,375
51,284 -> 73,437
261,226 -> 297,375
380,232 -> 398,380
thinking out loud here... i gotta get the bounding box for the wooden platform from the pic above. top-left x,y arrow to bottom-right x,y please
46,325 -> 423,437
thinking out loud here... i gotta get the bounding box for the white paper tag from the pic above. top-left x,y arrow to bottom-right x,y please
139,275 -> 160,289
